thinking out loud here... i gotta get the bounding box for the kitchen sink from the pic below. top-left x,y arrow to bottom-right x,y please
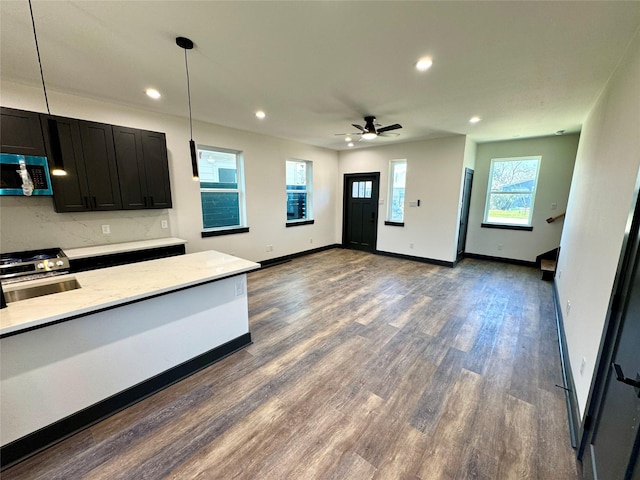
4,278 -> 81,303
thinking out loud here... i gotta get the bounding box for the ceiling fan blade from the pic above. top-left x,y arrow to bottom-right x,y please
352,124 -> 365,132
378,132 -> 401,137
334,132 -> 361,136
377,123 -> 402,133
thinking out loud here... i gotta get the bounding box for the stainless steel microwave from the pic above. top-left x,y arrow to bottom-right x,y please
0,153 -> 53,196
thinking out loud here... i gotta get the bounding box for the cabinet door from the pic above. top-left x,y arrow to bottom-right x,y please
42,116 -> 91,212
113,126 -> 147,209
0,107 -> 46,156
141,131 -> 172,208
79,121 -> 122,210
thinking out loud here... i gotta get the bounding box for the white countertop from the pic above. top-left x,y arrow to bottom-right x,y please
0,250 -> 260,337
63,237 -> 187,260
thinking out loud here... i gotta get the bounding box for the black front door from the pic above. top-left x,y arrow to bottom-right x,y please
343,173 -> 379,252
588,193 -> 640,479
457,168 -> 474,259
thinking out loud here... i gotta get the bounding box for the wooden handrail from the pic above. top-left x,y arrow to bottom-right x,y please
546,212 -> 566,223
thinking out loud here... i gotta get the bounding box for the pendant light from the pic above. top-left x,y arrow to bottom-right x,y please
28,0 -> 66,176
176,36 -> 199,181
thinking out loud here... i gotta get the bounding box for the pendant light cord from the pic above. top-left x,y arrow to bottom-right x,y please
184,49 -> 193,141
28,0 -> 50,115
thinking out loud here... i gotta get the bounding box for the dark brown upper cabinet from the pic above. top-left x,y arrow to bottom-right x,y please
43,116 -> 122,212
113,126 -> 172,209
0,107 -> 47,156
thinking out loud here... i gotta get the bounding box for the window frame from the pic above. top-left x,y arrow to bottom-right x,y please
386,159 -> 407,225
285,159 -> 313,225
482,156 -> 541,229
197,145 -> 247,234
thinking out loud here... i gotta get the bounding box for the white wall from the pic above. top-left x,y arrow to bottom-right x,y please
465,134 -> 579,262
338,136 -> 468,264
0,81 -> 339,261
556,31 -> 640,416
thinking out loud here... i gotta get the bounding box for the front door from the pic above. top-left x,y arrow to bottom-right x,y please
589,193 -> 640,479
457,168 -> 474,260
343,173 -> 379,252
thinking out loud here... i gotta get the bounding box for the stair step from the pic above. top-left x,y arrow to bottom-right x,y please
541,259 -> 556,271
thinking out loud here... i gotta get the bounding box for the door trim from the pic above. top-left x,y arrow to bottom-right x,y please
342,172 -> 380,250
457,167 -> 474,261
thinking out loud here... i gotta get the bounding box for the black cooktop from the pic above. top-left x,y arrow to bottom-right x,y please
0,248 -> 64,266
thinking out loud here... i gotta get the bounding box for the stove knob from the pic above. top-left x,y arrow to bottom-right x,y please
47,262 -> 54,268
37,263 -> 45,269
56,260 -> 65,267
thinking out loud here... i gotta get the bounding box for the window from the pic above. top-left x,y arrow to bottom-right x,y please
483,156 -> 541,227
198,146 -> 246,232
387,160 -> 407,223
352,180 -> 372,198
286,159 -> 312,222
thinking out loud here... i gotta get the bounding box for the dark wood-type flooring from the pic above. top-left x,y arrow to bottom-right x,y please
3,249 -> 579,479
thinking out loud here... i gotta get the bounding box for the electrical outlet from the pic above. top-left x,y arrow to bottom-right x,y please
566,300 -> 571,316
161,220 -> 168,229
266,245 -> 273,252
580,357 -> 587,376
551,202 -> 558,211
235,280 -> 244,297
409,243 -> 414,249
309,238 -> 313,244
558,270 -> 562,279
497,244 -> 503,251
101,225 -> 111,235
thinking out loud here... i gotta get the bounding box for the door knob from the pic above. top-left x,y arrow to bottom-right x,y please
613,363 -> 640,397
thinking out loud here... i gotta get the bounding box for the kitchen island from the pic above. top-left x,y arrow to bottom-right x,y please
0,250 -> 260,467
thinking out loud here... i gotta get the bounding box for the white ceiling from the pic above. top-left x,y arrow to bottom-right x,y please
1,1 -> 639,151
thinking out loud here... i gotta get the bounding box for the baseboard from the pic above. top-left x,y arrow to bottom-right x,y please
259,245 -> 454,269
552,282 -> 581,449
375,250 -> 455,268
258,244 -> 341,268
463,252 -> 537,268
0,332 -> 252,470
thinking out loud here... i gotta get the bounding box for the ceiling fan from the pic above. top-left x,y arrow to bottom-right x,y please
336,116 -> 403,141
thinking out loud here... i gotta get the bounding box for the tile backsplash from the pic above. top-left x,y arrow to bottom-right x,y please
0,196 -> 171,252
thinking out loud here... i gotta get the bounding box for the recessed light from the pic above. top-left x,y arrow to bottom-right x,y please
255,110 -> 266,119
345,136 -> 352,142
469,116 -> 481,124
145,88 -> 161,99
415,57 -> 433,72
348,142 -> 354,147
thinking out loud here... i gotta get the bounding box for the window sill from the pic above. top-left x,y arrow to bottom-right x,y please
286,219 -> 314,228
384,221 -> 404,227
202,227 -> 250,237
481,223 -> 533,231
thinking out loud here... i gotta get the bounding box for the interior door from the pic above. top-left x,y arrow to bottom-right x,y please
589,192 -> 640,479
457,168 -> 474,259
343,173 -> 379,252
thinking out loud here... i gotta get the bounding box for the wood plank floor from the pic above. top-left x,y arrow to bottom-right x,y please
3,249 -> 579,479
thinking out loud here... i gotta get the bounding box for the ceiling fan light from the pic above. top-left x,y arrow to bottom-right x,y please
345,136 -> 352,142
362,132 -> 377,140
348,142 -> 354,147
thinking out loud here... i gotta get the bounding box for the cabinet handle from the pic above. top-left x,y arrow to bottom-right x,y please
92,196 -> 97,208
143,196 -> 148,207
83,196 -> 90,209
149,196 -> 154,207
